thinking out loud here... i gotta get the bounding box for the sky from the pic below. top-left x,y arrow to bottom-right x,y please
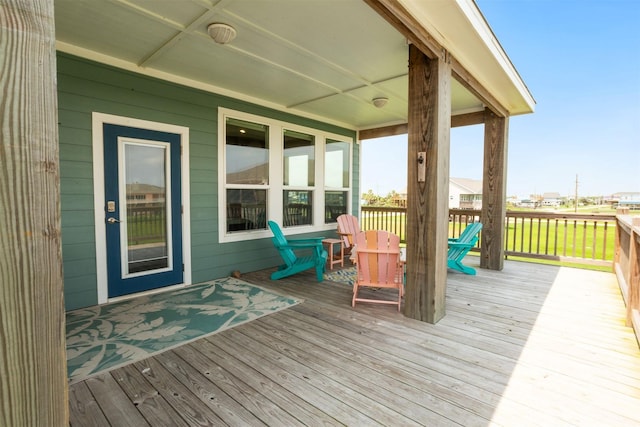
361,0 -> 640,199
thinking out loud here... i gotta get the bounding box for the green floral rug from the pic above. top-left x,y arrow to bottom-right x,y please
66,277 -> 300,383
324,267 -> 357,287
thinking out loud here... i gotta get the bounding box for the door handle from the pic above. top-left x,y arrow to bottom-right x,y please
107,217 -> 121,224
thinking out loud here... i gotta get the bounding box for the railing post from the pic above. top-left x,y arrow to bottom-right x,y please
627,217 -> 640,334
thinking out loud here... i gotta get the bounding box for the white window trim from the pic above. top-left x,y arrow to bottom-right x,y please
218,108 -> 352,243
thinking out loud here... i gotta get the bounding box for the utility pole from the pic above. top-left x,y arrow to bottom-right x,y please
574,174 -> 579,213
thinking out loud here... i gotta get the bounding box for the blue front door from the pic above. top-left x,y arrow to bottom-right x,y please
103,124 -> 183,298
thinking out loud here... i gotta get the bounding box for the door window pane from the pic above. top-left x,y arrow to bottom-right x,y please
283,130 -> 314,186
124,143 -> 169,274
226,118 -> 269,185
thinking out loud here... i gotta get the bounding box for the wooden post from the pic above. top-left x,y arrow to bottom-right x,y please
628,218 -> 640,331
0,1 -> 68,425
480,108 -> 508,270
404,44 -> 451,324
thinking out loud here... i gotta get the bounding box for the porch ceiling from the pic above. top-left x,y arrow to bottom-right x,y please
54,0 -> 532,131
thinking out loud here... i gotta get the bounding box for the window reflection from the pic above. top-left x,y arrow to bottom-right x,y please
226,189 -> 267,232
283,190 -> 312,227
283,130 -> 314,186
124,143 -> 169,274
325,191 -> 347,223
226,118 -> 269,185
325,139 -> 349,188
325,139 -> 350,224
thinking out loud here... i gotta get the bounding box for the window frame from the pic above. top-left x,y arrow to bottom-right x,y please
218,108 -> 353,243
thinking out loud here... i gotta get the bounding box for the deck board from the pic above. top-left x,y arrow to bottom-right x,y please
68,261 -> 640,426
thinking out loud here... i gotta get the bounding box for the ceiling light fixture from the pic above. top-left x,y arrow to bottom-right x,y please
207,23 -> 237,45
372,97 -> 388,108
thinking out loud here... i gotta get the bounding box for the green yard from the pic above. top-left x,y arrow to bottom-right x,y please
360,208 -> 616,271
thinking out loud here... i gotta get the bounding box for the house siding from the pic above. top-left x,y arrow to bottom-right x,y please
57,53 -> 358,310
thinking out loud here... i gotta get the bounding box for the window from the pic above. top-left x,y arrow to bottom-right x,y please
219,109 -> 352,242
224,117 -> 269,233
283,129 -> 315,227
324,139 -> 350,223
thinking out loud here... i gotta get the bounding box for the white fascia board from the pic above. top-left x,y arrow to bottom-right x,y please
455,0 -> 536,113
399,0 -> 535,115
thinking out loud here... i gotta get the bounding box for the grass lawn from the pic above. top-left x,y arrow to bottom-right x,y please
361,209 -> 616,270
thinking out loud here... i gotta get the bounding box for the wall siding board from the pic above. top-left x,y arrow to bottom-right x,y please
61,226 -> 96,245
60,178 -> 93,196
59,160 -> 92,179
63,258 -> 98,279
60,89 -> 217,132
58,109 -> 91,130
64,276 -> 98,294
58,145 -> 92,163
189,141 -> 217,160
190,182 -> 216,197
60,210 -> 95,228
65,289 -> 99,311
62,242 -> 97,262
57,52 -> 357,310
60,195 -> 94,212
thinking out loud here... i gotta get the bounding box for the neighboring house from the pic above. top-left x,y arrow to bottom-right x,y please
126,183 -> 166,206
542,192 -> 562,207
615,192 -> 640,209
394,177 -> 483,210
450,178 -> 483,209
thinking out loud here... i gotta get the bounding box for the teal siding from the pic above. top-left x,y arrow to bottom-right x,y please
57,52 -> 357,311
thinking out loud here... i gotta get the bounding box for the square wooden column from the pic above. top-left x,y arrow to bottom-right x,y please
480,108 -> 509,270
404,44 -> 451,324
0,0 -> 68,425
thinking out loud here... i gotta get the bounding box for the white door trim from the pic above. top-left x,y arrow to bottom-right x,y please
92,112 -> 191,304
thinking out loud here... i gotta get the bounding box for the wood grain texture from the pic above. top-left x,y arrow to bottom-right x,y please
67,263 -> 640,426
358,112 -> 484,142
404,44 -> 451,324
0,1 -> 68,425
480,108 -> 508,270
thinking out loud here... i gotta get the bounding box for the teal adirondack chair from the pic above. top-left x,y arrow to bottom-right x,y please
268,221 -> 328,281
448,222 -> 482,275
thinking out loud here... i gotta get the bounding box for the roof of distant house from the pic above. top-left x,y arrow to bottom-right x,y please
450,177 -> 483,194
542,192 -> 562,199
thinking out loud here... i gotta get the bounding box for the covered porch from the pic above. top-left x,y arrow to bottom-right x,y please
4,0 -> 533,422
69,261 -> 640,426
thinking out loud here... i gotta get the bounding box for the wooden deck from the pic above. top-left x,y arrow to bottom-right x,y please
68,260 -> 640,426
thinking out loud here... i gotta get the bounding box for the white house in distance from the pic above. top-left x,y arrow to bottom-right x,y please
542,192 -> 562,207
449,177 -> 483,209
396,177 -> 483,210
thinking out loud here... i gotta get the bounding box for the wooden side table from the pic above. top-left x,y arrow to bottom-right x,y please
322,238 -> 344,270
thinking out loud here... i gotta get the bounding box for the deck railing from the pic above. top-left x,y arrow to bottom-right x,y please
361,207 -> 617,267
360,206 -> 408,240
614,215 -> 640,344
362,206 -> 640,342
502,210 -> 616,267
